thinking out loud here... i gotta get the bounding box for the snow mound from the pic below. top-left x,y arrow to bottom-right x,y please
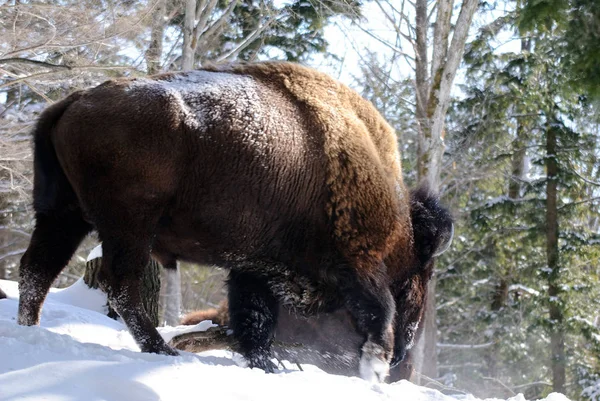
0,279 -> 571,401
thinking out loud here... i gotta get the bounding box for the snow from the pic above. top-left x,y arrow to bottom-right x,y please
508,284 -> 540,297
583,383 -> 600,401
86,244 -> 103,262
127,70 -> 264,135
0,279 -> 571,401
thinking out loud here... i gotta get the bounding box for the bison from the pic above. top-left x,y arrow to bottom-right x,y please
17,62 -> 452,382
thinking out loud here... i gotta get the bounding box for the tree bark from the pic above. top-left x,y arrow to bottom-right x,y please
181,0 -> 196,70
546,119 -> 565,393
145,0 -> 166,75
421,0 -> 479,188
84,252 -> 161,327
415,0 -> 430,189
163,265 -> 182,326
412,0 -> 479,381
487,37 -> 531,378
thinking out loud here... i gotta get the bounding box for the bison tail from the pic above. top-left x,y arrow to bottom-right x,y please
31,92 -> 84,215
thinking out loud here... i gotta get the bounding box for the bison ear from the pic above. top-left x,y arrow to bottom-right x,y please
409,186 -> 454,263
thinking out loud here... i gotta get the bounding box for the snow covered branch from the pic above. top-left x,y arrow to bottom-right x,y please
437,341 -> 495,350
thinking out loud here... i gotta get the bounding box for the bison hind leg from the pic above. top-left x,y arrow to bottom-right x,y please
18,210 -> 92,326
227,270 -> 279,372
93,208 -> 177,356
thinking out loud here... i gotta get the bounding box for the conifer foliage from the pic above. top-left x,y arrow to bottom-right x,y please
438,3 -> 600,398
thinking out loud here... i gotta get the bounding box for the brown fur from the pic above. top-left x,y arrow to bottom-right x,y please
204,62 -> 411,273
18,61 -> 452,379
181,300 -> 229,326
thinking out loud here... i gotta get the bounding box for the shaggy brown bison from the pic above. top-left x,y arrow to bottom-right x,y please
18,62 -> 452,382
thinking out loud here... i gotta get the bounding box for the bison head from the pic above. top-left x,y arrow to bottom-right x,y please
390,187 -> 453,367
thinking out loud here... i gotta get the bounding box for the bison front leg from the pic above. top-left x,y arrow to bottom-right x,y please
227,270 -> 279,372
344,270 -> 396,383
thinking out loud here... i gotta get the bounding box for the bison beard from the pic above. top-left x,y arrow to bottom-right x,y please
17,62 -> 453,382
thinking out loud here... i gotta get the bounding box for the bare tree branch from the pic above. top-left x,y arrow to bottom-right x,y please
0,248 -> 26,261
0,58 -> 71,70
216,13 -> 276,63
430,0 -> 453,79
1,1 -> 159,59
0,65 -> 142,89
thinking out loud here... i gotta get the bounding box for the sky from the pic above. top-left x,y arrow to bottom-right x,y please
312,0 -> 521,92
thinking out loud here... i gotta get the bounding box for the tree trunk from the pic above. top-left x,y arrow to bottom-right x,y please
145,0 -> 166,75
508,36 -> 531,200
546,120 -> 565,393
423,279 -> 438,378
163,265 -> 182,326
181,0 -> 196,70
486,36 -> 532,381
411,0 -> 479,381
84,249 -> 161,327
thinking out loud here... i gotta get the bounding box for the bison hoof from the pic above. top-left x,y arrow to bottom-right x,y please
162,346 -> 180,356
359,341 -> 390,383
390,347 -> 407,368
17,316 -> 38,326
17,311 -> 39,326
144,342 -> 179,356
247,353 -> 277,373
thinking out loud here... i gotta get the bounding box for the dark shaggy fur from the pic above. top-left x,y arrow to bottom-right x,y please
18,62 -> 452,381
180,187 -> 452,380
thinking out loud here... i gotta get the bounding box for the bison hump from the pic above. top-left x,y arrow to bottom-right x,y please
210,62 -> 410,270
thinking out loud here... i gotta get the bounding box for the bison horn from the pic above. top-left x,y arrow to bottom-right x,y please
433,222 -> 454,257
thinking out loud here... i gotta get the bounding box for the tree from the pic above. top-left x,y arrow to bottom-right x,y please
435,5 -> 600,395
176,0 -> 362,70
163,266 -> 182,326
366,0 -> 479,379
181,0 -> 240,70
146,0 -> 167,75
519,0 -> 600,97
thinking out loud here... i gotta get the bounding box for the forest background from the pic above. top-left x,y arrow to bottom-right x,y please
0,0 -> 599,400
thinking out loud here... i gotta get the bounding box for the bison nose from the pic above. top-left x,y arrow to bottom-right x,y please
390,347 -> 406,368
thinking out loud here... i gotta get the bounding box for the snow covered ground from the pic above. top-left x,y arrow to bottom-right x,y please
0,279 -> 571,401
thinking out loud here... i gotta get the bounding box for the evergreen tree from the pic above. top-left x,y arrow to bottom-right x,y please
438,5 -> 600,398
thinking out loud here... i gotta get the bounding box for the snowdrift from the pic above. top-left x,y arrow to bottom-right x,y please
0,279 -> 571,401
